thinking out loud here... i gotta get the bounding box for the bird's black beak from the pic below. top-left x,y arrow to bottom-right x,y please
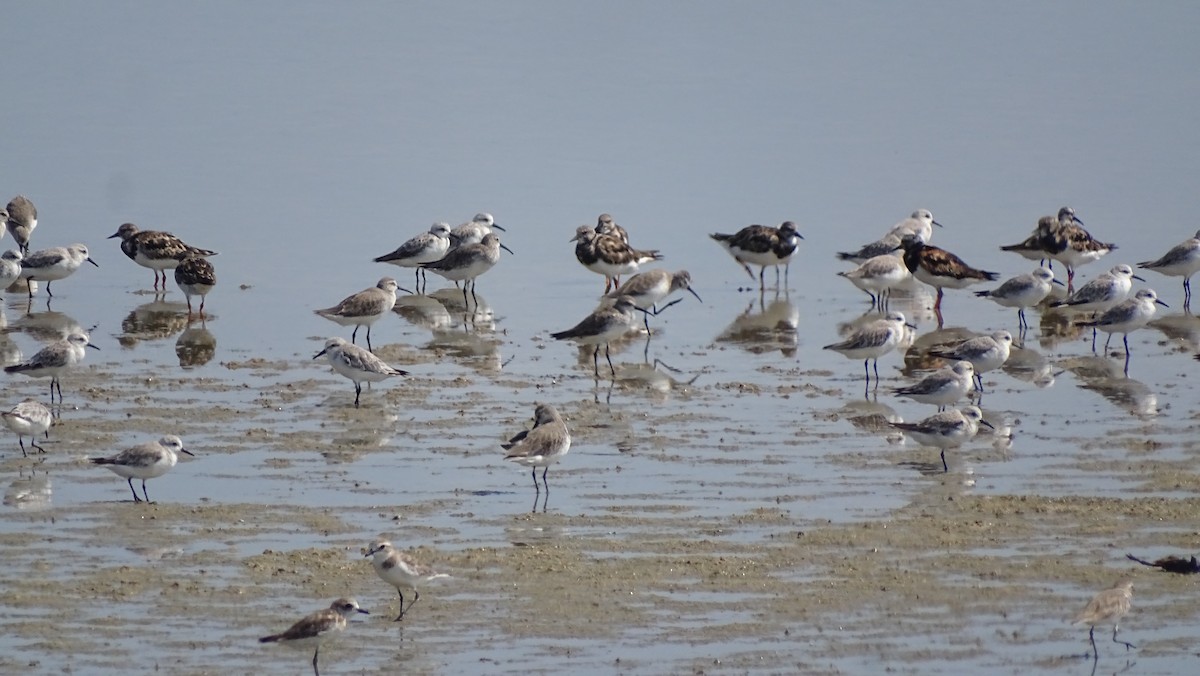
86,343 -> 100,350
313,349 -> 328,360
180,448 -> 196,457
932,220 -> 945,228
1156,298 -> 1169,308
500,242 -> 515,255
491,223 -> 507,232
980,420 -> 995,430
1052,279 -> 1066,287
87,257 -> 99,267
687,288 -> 703,303
1132,274 -> 1146,282
357,607 -> 370,615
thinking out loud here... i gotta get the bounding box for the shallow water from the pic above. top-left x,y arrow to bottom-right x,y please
3,3 -> 1200,675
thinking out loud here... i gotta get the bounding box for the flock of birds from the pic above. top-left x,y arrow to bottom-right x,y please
5,194 -> 1200,670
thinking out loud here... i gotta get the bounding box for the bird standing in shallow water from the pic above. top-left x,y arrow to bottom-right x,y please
313,277 -> 401,352
174,255 -> 216,317
3,195 -> 38,255
89,435 -> 194,503
363,540 -> 450,621
603,269 -> 702,332
259,598 -> 369,676
897,234 -> 997,319
107,223 -> 217,290
312,337 -> 408,408
551,297 -> 642,378
1072,578 -> 1135,660
572,225 -> 662,293
502,403 -> 572,497
710,221 -> 803,290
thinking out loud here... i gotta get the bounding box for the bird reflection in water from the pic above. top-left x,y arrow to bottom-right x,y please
175,318 -> 217,368
1059,355 -> 1158,418
119,296 -> 189,347
714,291 -> 799,356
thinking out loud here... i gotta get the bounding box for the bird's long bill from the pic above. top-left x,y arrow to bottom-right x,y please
491,223 -> 507,232
500,242 -> 515,255
356,607 -> 370,615
312,349 -> 328,360
1156,298 -> 1170,307
1052,278 -> 1066,286
180,448 -> 196,456
980,420 -> 995,430
1132,274 -> 1146,282
687,288 -> 704,303
932,220 -> 945,228
87,258 -> 99,267
106,230 -> 122,239
86,342 -> 101,350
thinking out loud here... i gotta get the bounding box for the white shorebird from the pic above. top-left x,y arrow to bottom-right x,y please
1072,578 -> 1135,659
259,598 -> 369,676
89,435 -> 194,503
313,337 -> 408,408
0,249 -> 22,291
572,225 -> 663,293
927,331 -> 1013,391
450,212 -> 505,247
838,253 -> 910,309
107,223 -> 217,290
3,195 -> 38,255
4,332 -> 99,403
1053,264 -> 1143,348
894,360 -> 975,410
1,399 -> 52,456
421,232 -> 511,307
603,269 -> 702,331
17,244 -> 98,298
1138,229 -> 1200,308
837,209 -> 943,264
823,311 -> 913,386
314,277 -> 401,352
551,297 -> 641,378
373,222 -> 455,294
710,221 -> 803,290
502,403 -> 572,493
889,405 -> 993,472
974,267 -> 1059,331
1077,288 -> 1168,354
174,255 -> 216,317
363,540 -> 450,621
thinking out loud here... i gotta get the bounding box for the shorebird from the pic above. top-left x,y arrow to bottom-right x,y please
174,255 -> 216,317
314,277 -> 401,351
89,435 -> 193,503
4,332 -> 99,403
3,195 -> 38,255
974,267 -> 1060,331
1045,207 -> 1115,286
602,269 -> 702,332
1052,264 -> 1142,348
313,337 -> 408,408
595,213 -> 629,244
823,311 -> 913,386
1077,288 -> 1167,354
1138,229 -> 1200,308
572,225 -> 662,292
17,244 -> 98,298
450,212 -> 505,247
421,232 -> 511,307
893,360 -> 975,410
710,220 -> 803,290
551,297 -> 641,377
889,405 -> 993,472
373,222 -> 454,294
502,403 -> 572,493
836,209 -> 942,264
363,540 -> 450,621
837,253 -> 910,310
259,598 -> 369,676
0,249 -> 22,291
1,399 -> 52,456
107,223 -> 217,290
1072,578 -> 1135,659
927,331 -> 1013,391
898,234 -> 997,314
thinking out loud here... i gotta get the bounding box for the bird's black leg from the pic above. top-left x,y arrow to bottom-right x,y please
141,480 -> 151,503
128,478 -> 141,502
605,343 -> 615,376
353,383 -> 362,408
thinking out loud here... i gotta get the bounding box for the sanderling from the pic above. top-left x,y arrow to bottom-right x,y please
898,234 -> 998,313
502,403 -> 572,493
421,232 -> 511,307
888,405 -> 993,472
314,277 -> 401,351
450,212 -> 505,247
974,267 -> 1059,331
90,435 -> 193,503
551,297 -> 641,377
1138,229 -> 1200,307
1077,288 -> 1168,354
838,209 -> 943,263
0,249 -> 22,291
17,244 -> 98,298
259,598 -> 369,676
822,311 -> 912,385
838,253 -> 910,309
174,255 -> 216,317
373,222 -> 454,294
4,195 -> 38,255
1072,578 -> 1135,659
107,223 -> 217,290
595,213 -> 629,244
894,360 -> 974,410
363,540 -> 450,621
572,225 -> 663,292
710,221 -> 803,290
1,399 -> 52,456
1052,264 -> 1141,313
313,337 -> 408,408
603,269 -> 702,332
928,331 -> 1012,391
4,332 -> 98,403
